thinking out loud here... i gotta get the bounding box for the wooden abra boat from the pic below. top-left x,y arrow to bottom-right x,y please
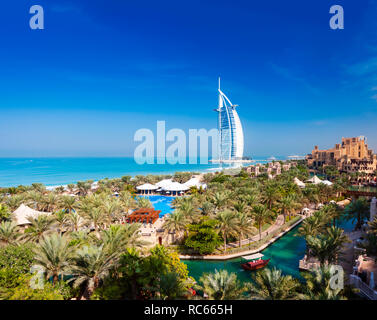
241,253 -> 270,271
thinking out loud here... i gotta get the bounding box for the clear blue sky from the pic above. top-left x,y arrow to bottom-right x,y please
1,0 -> 377,157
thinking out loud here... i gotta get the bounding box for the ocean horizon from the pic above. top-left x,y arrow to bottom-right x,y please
0,156 -> 286,188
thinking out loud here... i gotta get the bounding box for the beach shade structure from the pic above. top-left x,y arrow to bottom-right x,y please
183,177 -> 201,188
155,179 -> 173,189
293,177 -> 306,188
321,180 -> 333,186
13,204 -> 51,226
162,182 -> 189,196
306,175 -> 322,185
136,183 -> 158,195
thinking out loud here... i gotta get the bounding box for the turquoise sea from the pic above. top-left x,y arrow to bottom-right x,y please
0,157 -> 284,188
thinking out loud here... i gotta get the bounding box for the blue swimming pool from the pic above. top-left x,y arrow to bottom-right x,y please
141,195 -> 176,217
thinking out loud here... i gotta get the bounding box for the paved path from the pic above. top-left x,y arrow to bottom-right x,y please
180,216 -> 305,260
224,215 -> 285,249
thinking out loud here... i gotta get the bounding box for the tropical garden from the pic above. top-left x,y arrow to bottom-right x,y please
0,161 -> 373,300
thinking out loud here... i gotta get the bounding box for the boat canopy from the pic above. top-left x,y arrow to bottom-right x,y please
242,253 -> 264,260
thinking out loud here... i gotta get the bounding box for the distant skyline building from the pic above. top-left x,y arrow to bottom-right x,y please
215,78 -> 244,161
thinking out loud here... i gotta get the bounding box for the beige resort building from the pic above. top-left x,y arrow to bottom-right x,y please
246,161 -> 296,179
306,136 -> 377,182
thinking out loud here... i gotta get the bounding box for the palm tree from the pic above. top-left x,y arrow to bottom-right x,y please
0,204 -> 11,222
119,191 -> 136,214
200,201 -> 215,217
248,268 -> 299,300
302,186 -> 320,209
306,235 -> 331,266
322,203 -> 341,227
67,184 -> 76,193
297,214 -> 325,256
156,272 -> 188,300
197,270 -> 247,300
101,199 -> 122,225
59,195 -> 76,213
300,265 -> 346,300
68,244 -> 119,299
80,207 -> 107,235
251,204 -> 271,240
101,223 -> 147,254
23,215 -> 56,243
5,195 -> 25,211
212,191 -> 230,213
233,201 -> 247,215
26,190 -> 44,211
163,211 -> 188,242
177,200 -> 199,224
306,226 -> 349,266
43,193 -> 59,212
277,195 -> 298,222
325,226 -> 350,264
0,221 -> 20,246
77,181 -> 91,196
215,210 -> 239,252
298,214 -> 324,239
31,183 -> 46,193
67,211 -> 84,232
262,184 -> 281,210
33,233 -> 75,285
242,193 -> 260,208
122,223 -> 148,249
236,213 -> 256,247
135,197 -> 152,209
53,210 -> 68,235
344,197 -> 370,230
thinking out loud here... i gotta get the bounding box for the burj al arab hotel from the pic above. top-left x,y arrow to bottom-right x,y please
214,78 -> 244,161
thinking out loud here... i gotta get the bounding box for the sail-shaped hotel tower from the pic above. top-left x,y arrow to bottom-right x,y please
215,78 -> 244,161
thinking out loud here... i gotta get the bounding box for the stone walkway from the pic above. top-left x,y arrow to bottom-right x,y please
180,215 -> 305,260
224,215 -> 285,249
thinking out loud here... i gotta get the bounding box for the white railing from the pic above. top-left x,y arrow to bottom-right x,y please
349,275 -> 377,300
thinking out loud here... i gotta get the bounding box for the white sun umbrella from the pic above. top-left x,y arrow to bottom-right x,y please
162,182 -> 189,192
183,178 -> 201,188
136,183 -> 158,191
294,177 -> 306,188
13,204 -> 51,226
155,179 -> 173,188
306,175 -> 322,185
321,180 -> 333,186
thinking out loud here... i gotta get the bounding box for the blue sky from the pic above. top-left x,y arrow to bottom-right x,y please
1,0 -> 377,157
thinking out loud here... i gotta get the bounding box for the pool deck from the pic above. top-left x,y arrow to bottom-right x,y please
180,215 -> 306,261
